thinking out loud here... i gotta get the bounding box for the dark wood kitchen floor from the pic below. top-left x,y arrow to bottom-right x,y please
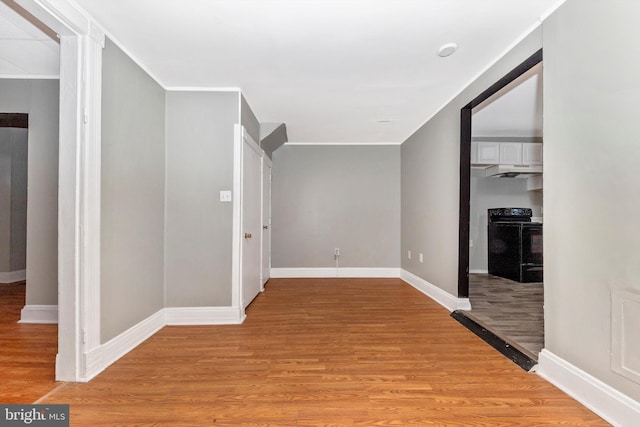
466,273 -> 544,360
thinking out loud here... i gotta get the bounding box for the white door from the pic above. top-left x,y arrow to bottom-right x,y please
261,155 -> 272,288
242,130 -> 262,309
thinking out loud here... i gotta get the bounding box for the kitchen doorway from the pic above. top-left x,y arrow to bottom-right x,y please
454,49 -> 544,370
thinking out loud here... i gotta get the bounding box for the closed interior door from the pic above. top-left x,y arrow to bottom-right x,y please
261,157 -> 272,287
242,132 -> 262,309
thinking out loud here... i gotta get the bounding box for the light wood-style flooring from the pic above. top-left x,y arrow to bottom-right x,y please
0,278 -> 603,425
0,282 -> 59,403
468,274 -> 544,359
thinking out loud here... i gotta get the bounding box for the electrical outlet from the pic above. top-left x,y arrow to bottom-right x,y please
334,248 -> 340,256
419,253 -> 424,263
408,250 -> 412,260
469,240 -> 474,248
219,190 -> 232,202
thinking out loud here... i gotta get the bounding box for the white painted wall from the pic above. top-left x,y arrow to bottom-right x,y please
0,79 -> 59,303
100,39 -> 165,342
271,144 -> 400,269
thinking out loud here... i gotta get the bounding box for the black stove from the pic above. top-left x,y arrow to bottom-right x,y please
487,208 -> 543,283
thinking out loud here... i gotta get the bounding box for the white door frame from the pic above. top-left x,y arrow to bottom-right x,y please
232,125 -> 263,320
18,0 -> 104,381
260,154 -> 272,289
241,128 -> 262,309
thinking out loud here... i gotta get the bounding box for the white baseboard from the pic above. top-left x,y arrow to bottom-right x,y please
270,267 -> 401,278
82,346 -> 104,382
457,297 -> 472,311
400,269 -> 469,312
80,305 -> 247,381
537,349 -> 640,426
469,269 -> 488,274
0,269 -> 26,283
19,305 -> 58,324
99,309 -> 166,377
165,306 -> 246,325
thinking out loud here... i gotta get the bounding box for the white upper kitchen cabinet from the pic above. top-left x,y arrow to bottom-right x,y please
471,141 -> 542,166
522,143 -> 543,165
475,142 -> 500,164
499,143 -> 523,164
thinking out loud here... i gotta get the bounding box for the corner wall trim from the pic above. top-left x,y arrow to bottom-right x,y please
400,269 -> 468,312
165,307 -> 246,325
19,305 -> 58,324
537,349 -> 640,426
99,309 -> 166,378
270,267 -> 401,278
0,270 -> 26,284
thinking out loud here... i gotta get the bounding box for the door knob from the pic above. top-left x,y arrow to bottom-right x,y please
263,225 -> 269,230
244,233 -> 252,239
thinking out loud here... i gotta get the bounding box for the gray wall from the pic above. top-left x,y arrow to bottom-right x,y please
0,128 -> 27,274
9,130 -> 27,272
542,0 -> 640,401
164,91 -> 238,307
401,28 -> 543,296
0,131 -> 12,273
0,79 -> 59,304
260,123 -> 287,159
101,39 -> 166,342
271,145 -> 400,268
469,172 -> 542,271
241,94 -> 260,143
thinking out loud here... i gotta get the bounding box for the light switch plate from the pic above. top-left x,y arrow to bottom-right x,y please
419,253 -> 424,263
220,190 -> 232,202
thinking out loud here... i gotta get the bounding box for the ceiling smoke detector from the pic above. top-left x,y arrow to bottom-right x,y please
437,43 -> 458,58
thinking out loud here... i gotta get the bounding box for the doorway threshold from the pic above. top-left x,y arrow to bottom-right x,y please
451,310 -> 537,372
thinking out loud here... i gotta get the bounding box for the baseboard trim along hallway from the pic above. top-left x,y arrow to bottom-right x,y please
19,305 -> 58,324
270,267 -> 471,312
537,349 -> 640,426
270,267 -> 401,278
0,269 -> 26,284
165,306 -> 245,325
400,269 -> 471,312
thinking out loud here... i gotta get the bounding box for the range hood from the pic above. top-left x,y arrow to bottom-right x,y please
485,164 -> 542,178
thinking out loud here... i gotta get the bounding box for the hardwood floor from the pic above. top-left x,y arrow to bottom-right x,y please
0,282 -> 59,403
467,274 -> 544,359
21,278 -> 605,426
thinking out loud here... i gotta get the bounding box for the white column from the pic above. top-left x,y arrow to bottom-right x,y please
17,0 -> 104,382
79,22 -> 105,380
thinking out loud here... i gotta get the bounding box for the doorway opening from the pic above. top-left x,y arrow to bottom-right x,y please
454,49 -> 544,370
0,114 -> 28,286
0,0 -> 61,396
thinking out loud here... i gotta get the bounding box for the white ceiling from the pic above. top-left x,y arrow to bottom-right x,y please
2,0 -> 563,143
0,0 -> 59,77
